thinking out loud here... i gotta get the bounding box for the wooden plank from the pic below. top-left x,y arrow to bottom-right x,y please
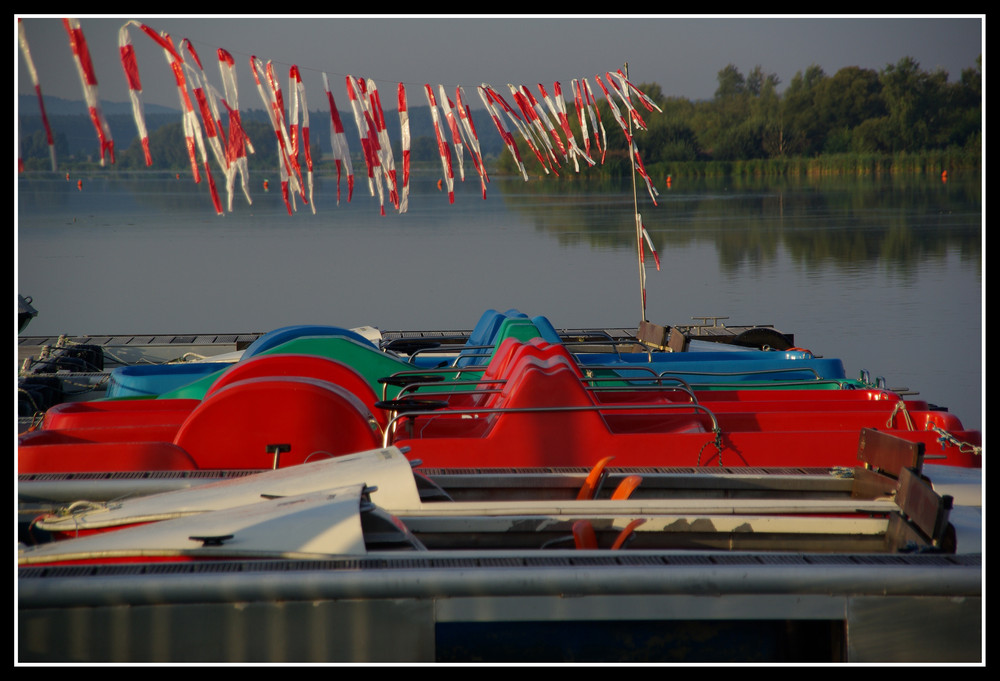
896,467 -> 953,545
637,320 -> 669,350
851,467 -> 900,500
856,428 -> 924,477
884,513 -> 934,552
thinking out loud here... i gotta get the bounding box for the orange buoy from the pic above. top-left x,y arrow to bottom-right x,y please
263,180 -> 270,191
942,170 -> 948,182
437,179 -> 443,191
77,179 -> 83,190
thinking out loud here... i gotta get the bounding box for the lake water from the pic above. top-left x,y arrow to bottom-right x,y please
16,168 -> 983,433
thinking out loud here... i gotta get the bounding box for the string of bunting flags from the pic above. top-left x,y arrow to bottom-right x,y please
18,18 -> 665,228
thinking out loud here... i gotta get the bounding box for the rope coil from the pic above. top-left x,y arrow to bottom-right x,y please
886,400 -> 915,431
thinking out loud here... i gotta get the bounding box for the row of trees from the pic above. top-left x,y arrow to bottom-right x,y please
612,56 -> 981,169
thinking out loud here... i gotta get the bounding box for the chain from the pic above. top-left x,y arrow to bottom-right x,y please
929,424 -> 982,457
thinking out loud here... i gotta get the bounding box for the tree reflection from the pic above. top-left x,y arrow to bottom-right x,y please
495,173 -> 981,275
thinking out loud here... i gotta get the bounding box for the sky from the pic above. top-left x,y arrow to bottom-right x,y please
16,14 -> 984,115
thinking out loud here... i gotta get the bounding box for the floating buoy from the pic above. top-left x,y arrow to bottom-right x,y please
176,173 -> 180,179
437,179 -> 443,191
65,173 -> 70,181
77,180 -> 82,191
942,170 -> 948,182
263,180 -> 270,191
666,175 -> 672,188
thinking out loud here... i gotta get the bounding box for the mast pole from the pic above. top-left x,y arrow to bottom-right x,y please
624,62 -> 645,321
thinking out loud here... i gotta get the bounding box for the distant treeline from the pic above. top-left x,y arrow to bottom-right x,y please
519,56 -> 982,179
18,55 -> 981,178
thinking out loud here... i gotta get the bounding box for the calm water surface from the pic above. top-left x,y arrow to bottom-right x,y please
17,169 -> 983,433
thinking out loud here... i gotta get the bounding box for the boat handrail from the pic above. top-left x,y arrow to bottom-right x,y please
406,343 -> 491,364
406,336 -> 663,366
656,366 -> 823,380
393,380 -> 505,400
560,338 -> 646,360
393,379 -> 699,404
377,367 -> 503,400
388,365 -> 692,401
582,373 -> 696,394
683,378 -> 861,390
379,402 -> 723,448
586,383 -> 699,402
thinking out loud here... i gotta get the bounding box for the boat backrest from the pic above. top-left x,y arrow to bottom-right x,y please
454,310 -> 531,367
203,353 -> 387,428
468,309 -> 505,345
106,362 -> 233,399
530,315 -> 563,344
496,356 -> 595,410
493,317 -> 545,345
240,325 -> 377,359
173,376 -> 382,470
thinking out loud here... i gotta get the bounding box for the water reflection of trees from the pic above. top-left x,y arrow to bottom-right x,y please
496,174 -> 981,275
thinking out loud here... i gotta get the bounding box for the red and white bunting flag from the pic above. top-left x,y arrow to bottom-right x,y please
456,86 -> 489,199
350,77 -> 387,214
251,56 -> 295,214
266,61 -> 305,210
582,78 -> 606,163
18,19 -> 56,171
510,84 -> 556,174
322,72 -> 353,204
486,85 -> 547,174
289,65 -> 315,213
594,74 -> 631,145
439,85 -> 466,182
157,31 -> 200,183
424,84 -> 455,204
598,73 -> 657,205
397,83 -> 410,213
636,214 -> 648,312
478,84 -> 527,181
525,84 -> 567,171
615,69 -> 663,113
571,79 -> 590,159
547,82 -> 594,171
130,26 -> 221,214
606,71 -> 647,131
116,23 -> 150,164
345,75 -> 378,202
639,217 -> 661,271
181,39 -> 227,176
63,18 -> 114,165
182,42 -> 225,146
368,79 -> 399,212
181,40 -> 231,215
166,33 -> 223,214
217,48 -> 254,210
632,144 -> 659,205
533,84 -> 569,160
